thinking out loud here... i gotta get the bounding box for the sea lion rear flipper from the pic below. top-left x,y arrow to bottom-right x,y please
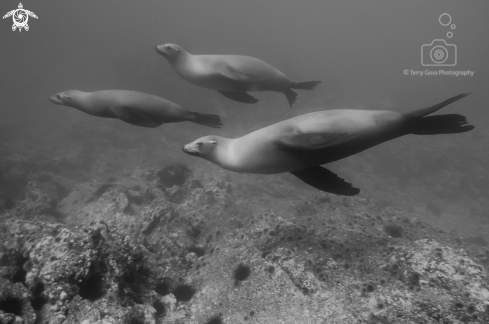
188,112 -> 223,128
218,91 -> 259,104
290,166 -> 360,196
405,93 -> 474,135
283,89 -> 298,108
406,93 -> 470,118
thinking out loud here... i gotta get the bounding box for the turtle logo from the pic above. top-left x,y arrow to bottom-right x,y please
3,3 -> 38,32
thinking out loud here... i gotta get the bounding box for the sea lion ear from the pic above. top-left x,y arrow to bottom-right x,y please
209,141 -> 217,145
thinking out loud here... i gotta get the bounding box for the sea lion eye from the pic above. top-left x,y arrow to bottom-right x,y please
196,142 -> 204,147
165,45 -> 172,51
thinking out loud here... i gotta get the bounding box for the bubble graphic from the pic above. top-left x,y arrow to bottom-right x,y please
451,24 -> 456,29
447,32 -> 453,38
439,13 -> 451,26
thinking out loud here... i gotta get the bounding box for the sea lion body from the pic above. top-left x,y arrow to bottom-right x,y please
172,54 -> 290,92
156,43 -> 320,106
49,90 -> 222,128
187,109 -> 403,174
183,94 -> 473,195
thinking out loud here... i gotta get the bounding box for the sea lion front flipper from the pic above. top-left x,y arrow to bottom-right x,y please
217,59 -> 273,82
278,132 -> 355,151
290,166 -> 360,196
218,91 -> 259,104
219,65 -> 259,82
118,106 -> 160,128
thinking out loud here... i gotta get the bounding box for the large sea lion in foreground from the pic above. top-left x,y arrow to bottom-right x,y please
155,43 -> 321,107
183,93 -> 474,195
49,90 -> 222,128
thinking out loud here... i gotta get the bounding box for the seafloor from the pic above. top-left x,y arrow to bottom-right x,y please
0,125 -> 489,324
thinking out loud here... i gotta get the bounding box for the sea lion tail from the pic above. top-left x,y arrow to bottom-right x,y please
290,81 -> 321,90
406,93 -> 470,118
409,114 -> 474,135
189,112 -> 223,128
406,93 -> 474,135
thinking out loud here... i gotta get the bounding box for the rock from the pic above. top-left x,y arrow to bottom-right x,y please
0,279 -> 36,324
1,147 -> 488,323
157,165 -> 190,188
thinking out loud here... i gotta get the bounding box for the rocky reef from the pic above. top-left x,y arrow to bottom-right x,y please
1,143 -> 489,324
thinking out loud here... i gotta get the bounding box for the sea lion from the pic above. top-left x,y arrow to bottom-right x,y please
182,93 -> 474,195
49,90 -> 222,128
155,43 -> 321,107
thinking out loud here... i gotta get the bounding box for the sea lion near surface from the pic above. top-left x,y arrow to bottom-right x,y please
49,90 -> 223,128
182,93 -> 474,196
155,43 -> 321,107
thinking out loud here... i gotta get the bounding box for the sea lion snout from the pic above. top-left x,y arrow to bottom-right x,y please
182,144 -> 192,154
155,45 -> 167,57
156,43 -> 182,59
182,144 -> 200,156
49,94 -> 63,105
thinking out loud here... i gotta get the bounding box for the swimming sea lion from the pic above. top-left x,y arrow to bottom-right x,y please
49,90 -> 222,128
155,43 -> 321,107
182,93 -> 473,195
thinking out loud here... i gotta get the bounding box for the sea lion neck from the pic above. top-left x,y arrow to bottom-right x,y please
212,137 -> 240,171
68,91 -> 87,108
70,91 -> 104,116
199,136 -> 230,168
168,49 -> 192,68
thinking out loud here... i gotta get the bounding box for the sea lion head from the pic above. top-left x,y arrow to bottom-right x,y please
49,90 -> 81,106
155,43 -> 184,60
182,135 -> 222,161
